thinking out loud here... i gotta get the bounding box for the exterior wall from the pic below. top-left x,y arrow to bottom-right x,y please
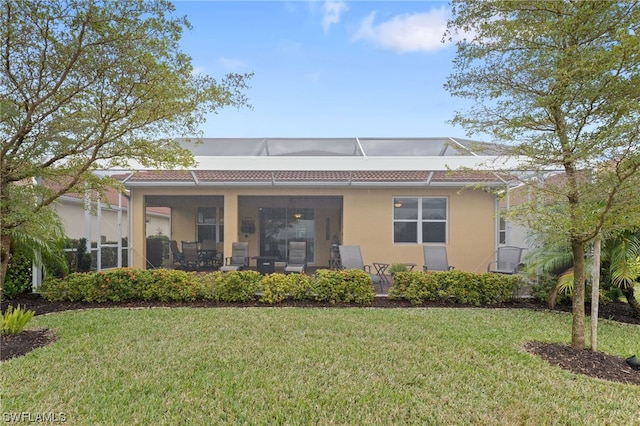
54,197 -> 169,241
129,185 -> 498,272
343,187 -> 496,272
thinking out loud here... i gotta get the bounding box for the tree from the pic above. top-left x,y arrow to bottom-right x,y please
0,0 -> 252,291
446,1 -> 640,349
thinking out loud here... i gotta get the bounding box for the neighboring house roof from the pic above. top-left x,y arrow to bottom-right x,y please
122,137 -> 520,188
48,178 -> 169,216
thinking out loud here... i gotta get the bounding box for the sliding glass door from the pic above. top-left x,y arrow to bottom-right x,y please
259,208 -> 314,262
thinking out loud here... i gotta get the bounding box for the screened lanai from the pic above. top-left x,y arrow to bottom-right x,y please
123,137 -> 524,272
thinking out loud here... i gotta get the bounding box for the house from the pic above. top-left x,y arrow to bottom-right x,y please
122,138 -> 523,272
53,185 -> 170,242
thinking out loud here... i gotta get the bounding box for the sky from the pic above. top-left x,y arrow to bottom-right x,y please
172,0 -> 476,139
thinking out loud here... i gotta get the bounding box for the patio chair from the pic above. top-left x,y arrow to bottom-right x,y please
284,241 -> 307,274
487,246 -> 523,274
423,245 -> 454,272
220,242 -> 250,272
338,245 -> 383,292
181,241 -> 200,271
199,239 -> 217,268
170,240 -> 184,266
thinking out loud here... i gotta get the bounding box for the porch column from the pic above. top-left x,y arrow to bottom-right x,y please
223,194 -> 239,259
130,189 -> 147,269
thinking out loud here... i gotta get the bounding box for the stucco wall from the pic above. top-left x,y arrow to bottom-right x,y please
129,185 -> 497,272
54,198 -> 169,241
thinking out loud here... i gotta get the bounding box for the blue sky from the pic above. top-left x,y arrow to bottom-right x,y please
173,1 -> 474,138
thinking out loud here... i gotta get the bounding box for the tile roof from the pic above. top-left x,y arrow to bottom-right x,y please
124,170 -> 508,185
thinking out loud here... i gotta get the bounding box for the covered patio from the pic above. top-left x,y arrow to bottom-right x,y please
123,137 -> 524,274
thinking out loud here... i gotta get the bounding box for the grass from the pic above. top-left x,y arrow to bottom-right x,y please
2,307 -> 640,425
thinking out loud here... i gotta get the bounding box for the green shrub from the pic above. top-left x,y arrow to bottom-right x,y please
1,305 -> 36,335
530,274 -> 571,305
143,269 -> 201,302
389,271 -> 440,304
40,273 -> 93,302
310,269 -> 374,305
388,263 -> 409,275
3,253 -> 32,299
213,270 -> 261,302
259,273 -> 311,304
389,270 -> 521,305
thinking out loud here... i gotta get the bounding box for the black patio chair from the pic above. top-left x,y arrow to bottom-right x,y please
170,240 -> 184,266
181,241 -> 200,271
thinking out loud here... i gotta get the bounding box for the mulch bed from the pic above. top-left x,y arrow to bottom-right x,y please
2,294 -> 639,385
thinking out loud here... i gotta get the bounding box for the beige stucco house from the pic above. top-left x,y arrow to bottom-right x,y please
123,138 -> 521,272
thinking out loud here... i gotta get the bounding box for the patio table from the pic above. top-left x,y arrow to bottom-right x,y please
372,262 -> 390,284
373,262 -> 417,284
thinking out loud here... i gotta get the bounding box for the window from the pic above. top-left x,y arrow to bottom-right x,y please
393,197 -> 447,243
499,216 -> 506,245
197,207 -> 224,242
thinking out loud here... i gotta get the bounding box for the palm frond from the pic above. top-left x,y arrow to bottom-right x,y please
8,207 -> 68,275
606,233 -> 640,288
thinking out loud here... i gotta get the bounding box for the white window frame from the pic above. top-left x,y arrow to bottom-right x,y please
197,207 -> 224,243
392,197 -> 448,244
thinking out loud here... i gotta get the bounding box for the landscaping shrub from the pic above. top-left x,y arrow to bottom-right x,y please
40,273 -> 91,302
389,270 -> 521,305
3,253 -> 32,299
310,269 -> 374,305
388,263 -> 409,276
530,273 -> 571,305
1,305 -> 35,335
143,269 -> 201,302
212,270 -> 261,302
40,269 -> 200,303
388,271 -> 440,303
258,273 -> 311,304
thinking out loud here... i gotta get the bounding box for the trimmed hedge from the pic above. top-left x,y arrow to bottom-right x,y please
40,268 -> 522,306
39,268 -> 373,305
310,269 -> 374,305
388,270 -> 523,305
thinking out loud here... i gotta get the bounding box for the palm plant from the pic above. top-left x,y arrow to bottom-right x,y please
6,206 -> 68,288
525,231 -> 640,316
602,231 -> 640,316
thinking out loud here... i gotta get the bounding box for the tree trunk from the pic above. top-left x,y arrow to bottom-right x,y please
571,240 -> 586,350
620,285 -> 640,318
0,232 -> 12,294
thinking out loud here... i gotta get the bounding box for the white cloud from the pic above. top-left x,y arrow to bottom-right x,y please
352,7 -> 452,53
218,56 -> 248,71
322,1 -> 347,33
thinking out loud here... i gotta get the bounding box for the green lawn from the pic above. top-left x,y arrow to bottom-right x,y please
2,307 -> 639,425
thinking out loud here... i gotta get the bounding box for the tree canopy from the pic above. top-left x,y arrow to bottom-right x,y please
0,0 -> 252,289
445,0 -> 640,349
